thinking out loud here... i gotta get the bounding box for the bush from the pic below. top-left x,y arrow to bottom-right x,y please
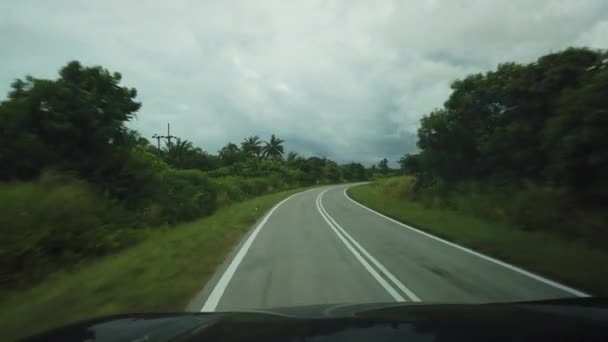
242,178 -> 272,197
400,176 -> 607,243
447,182 -> 510,221
0,172 -> 138,286
208,167 -> 232,178
212,177 -> 246,205
211,176 -> 278,204
378,176 -> 415,200
436,181 -> 565,233
416,178 -> 452,208
505,185 -> 566,232
157,169 -> 218,223
209,174 -> 298,208
0,162 -> 312,289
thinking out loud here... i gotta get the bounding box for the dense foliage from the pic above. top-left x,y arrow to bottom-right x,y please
400,47 -> 608,242
0,61 -> 369,286
403,48 -> 608,201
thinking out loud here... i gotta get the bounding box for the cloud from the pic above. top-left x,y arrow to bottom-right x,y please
1,0 -> 607,166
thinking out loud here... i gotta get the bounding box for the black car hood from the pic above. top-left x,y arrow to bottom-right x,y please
22,298 -> 608,341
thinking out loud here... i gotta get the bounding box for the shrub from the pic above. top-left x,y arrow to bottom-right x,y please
157,169 -> 218,223
505,184 -> 565,232
208,167 -> 232,178
0,165 -> 309,288
0,172 -> 138,286
210,174 -> 294,207
380,176 -> 416,199
408,177 -> 607,242
212,177 -> 246,204
242,178 -> 272,197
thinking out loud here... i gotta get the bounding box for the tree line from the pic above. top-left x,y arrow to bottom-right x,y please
400,47 -> 608,203
0,61 -> 369,286
0,61 -> 370,198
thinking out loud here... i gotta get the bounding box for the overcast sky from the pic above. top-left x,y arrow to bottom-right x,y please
1,1 -> 607,165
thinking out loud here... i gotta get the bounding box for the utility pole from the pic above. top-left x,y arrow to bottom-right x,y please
152,134 -> 162,150
165,123 -> 176,147
151,123 -> 177,151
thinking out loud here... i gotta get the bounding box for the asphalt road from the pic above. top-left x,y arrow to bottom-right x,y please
190,185 -> 588,312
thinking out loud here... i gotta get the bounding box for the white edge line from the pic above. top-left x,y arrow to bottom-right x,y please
315,190 -> 406,302
343,187 -> 591,297
319,190 -> 421,302
200,189 -> 312,312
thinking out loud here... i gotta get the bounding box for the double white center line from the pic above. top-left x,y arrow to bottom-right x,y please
315,188 -> 421,302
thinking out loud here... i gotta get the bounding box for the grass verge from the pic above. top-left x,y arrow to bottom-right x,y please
348,181 -> 608,297
0,187 -> 309,341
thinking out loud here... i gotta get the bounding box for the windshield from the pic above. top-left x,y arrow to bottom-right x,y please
1,1 -> 606,340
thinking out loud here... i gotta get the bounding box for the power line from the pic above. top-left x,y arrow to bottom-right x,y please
152,123 -> 177,150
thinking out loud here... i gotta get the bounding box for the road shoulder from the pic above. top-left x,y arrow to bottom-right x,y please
347,182 -> 604,296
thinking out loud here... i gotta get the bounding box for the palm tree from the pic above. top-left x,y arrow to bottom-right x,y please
218,142 -> 244,166
286,151 -> 299,163
166,138 -> 194,168
241,135 -> 262,157
262,134 -> 285,159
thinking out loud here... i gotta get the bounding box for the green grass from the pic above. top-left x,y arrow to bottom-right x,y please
0,187 -> 309,341
348,179 -> 608,297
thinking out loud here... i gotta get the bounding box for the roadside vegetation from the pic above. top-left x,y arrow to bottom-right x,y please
349,178 -> 608,296
398,47 -> 608,244
0,188 -> 309,341
0,61 -> 369,291
353,47 -> 608,295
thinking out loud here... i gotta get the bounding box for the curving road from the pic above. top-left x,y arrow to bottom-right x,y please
189,185 -> 588,312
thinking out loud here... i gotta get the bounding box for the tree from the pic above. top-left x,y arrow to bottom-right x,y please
365,165 -> 376,179
286,152 -> 307,171
544,64 -> 608,200
324,160 -> 342,183
124,129 -> 153,149
0,60 -> 141,182
262,134 -> 285,159
218,142 -> 246,166
378,158 -> 389,174
408,47 -> 607,190
165,138 -> 195,169
241,136 -> 262,157
301,157 -> 326,183
399,154 -> 421,174
286,151 -> 299,163
417,108 -> 476,181
189,148 -> 219,171
342,162 -> 367,181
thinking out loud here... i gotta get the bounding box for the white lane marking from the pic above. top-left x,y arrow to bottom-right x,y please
201,189 -> 312,311
343,187 -> 591,297
315,191 -> 406,302
319,190 -> 421,302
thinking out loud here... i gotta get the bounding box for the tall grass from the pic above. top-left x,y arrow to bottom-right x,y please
0,172 -> 139,286
380,176 -> 607,244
